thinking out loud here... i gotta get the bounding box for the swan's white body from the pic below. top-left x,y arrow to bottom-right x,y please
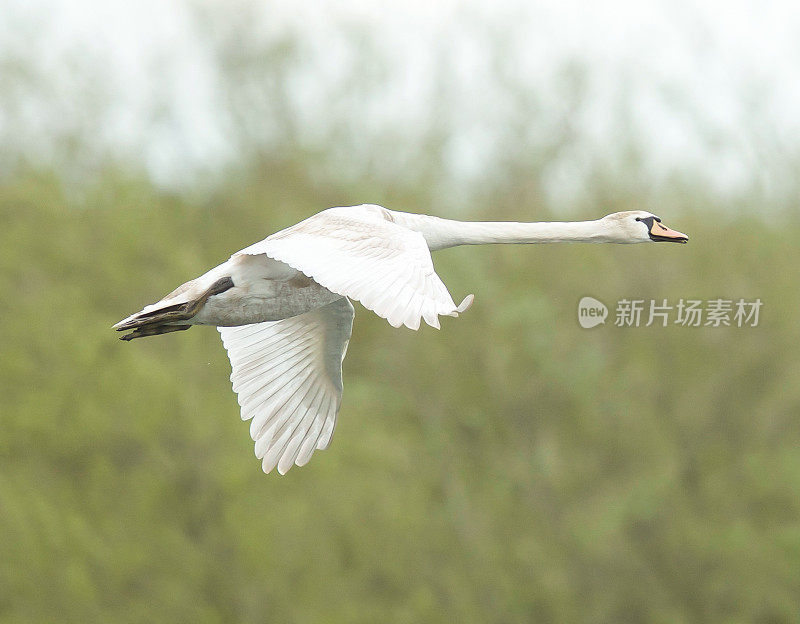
115,204 -> 687,474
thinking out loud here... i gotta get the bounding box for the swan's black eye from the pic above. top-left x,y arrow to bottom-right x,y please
635,217 -> 642,222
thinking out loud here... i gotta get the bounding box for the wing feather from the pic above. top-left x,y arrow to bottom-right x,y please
218,297 -> 355,474
235,205 -> 470,330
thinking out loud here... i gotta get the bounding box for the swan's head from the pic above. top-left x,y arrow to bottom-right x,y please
601,211 -> 689,244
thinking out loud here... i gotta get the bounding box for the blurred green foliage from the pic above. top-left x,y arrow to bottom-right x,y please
1,159 -> 799,624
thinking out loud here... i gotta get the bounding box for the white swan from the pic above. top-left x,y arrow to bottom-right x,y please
115,204 -> 688,474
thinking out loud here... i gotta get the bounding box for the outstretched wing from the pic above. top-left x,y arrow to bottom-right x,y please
235,206 -> 472,330
218,297 -> 355,475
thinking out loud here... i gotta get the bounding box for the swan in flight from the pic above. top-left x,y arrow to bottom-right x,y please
115,204 -> 688,474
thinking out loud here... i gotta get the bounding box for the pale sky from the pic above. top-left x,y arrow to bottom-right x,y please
3,0 -> 798,206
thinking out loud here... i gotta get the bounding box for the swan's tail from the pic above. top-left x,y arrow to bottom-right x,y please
113,276 -> 234,341
117,322 -> 192,341
113,302 -> 195,340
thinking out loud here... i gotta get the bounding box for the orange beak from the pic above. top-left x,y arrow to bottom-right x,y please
650,219 -> 689,243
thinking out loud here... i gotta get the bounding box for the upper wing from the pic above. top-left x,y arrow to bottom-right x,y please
218,297 -> 355,475
235,206 -> 472,330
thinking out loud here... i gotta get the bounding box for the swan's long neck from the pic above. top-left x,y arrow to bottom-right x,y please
387,211 -> 612,251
